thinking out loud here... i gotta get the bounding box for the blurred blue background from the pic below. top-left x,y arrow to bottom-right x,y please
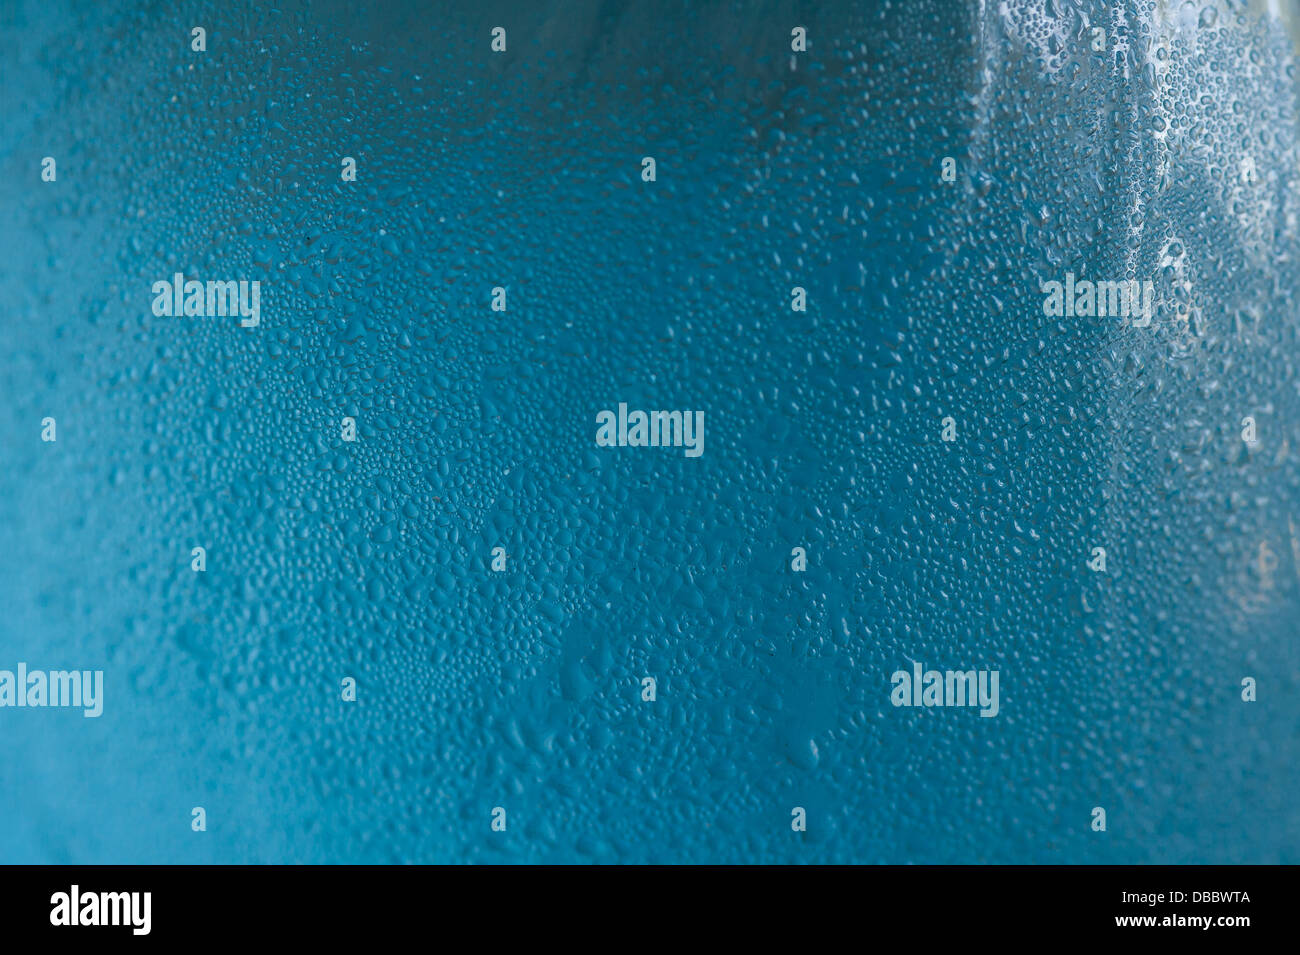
1,0 -> 1298,863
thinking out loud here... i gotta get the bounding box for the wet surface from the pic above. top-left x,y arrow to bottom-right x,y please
0,0 -> 1297,863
